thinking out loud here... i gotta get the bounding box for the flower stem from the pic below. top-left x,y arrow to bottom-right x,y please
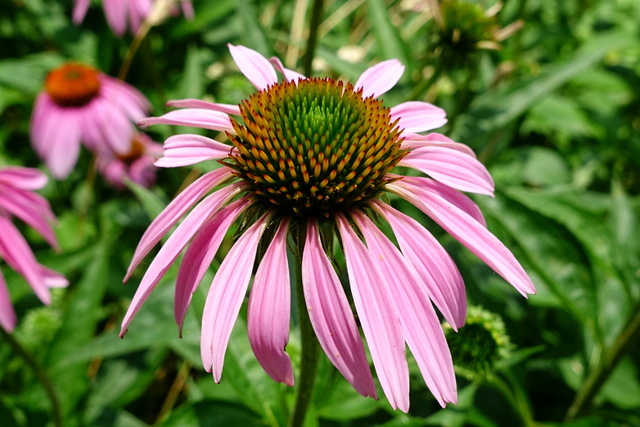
0,328 -> 62,427
566,300 -> 640,421
290,231 -> 320,427
301,0 -> 325,76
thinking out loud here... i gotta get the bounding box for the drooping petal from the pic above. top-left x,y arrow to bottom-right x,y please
175,198 -> 251,332
0,167 -> 48,190
155,134 -> 233,167
388,180 -> 536,296
352,210 -> 457,406
0,270 -> 17,331
120,183 -> 244,336
302,219 -> 377,398
0,217 -> 49,304
72,0 -> 90,24
371,200 -> 467,329
166,99 -> 241,116
336,214 -> 410,412
228,44 -> 278,90
138,109 -> 234,133
401,133 -> 476,158
247,218 -> 294,386
390,101 -> 447,133
395,176 -> 487,226
102,0 -> 127,35
201,213 -> 270,381
0,186 -> 58,249
400,146 -> 495,196
355,59 -> 404,98
46,109 -> 82,178
125,168 -> 235,281
268,57 -> 306,83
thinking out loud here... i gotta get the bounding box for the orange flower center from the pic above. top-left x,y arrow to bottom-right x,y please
45,63 -> 101,107
117,135 -> 146,164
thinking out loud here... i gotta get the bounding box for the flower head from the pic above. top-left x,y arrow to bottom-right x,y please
73,0 -> 194,36
30,63 -> 150,179
0,167 -> 67,331
98,132 -> 163,189
123,44 -> 535,411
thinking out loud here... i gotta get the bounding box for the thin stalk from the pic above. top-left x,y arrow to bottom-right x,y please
301,0 -> 325,76
118,20 -> 153,80
290,228 -> 320,427
0,328 -> 62,427
566,300 -> 640,421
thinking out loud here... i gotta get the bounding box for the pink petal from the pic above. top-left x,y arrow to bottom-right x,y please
400,146 -> 495,196
125,168 -> 235,281
401,133 -> 476,158
0,270 -> 17,331
174,198 -> 251,332
0,167 -> 48,190
0,186 -> 58,249
302,219 -> 377,398
355,59 -> 405,98
138,109 -> 234,133
268,57 -> 306,83
180,1 -> 195,19
46,110 -> 82,179
352,211 -> 457,407
388,180 -> 536,296
228,44 -> 278,90
0,217 -> 49,304
371,200 -> 466,329
103,0 -> 127,35
120,183 -> 244,336
201,213 -> 271,381
167,99 -> 241,116
155,134 -> 233,168
247,218 -> 294,385
72,0 -> 90,24
397,176 -> 486,226
390,101 -> 448,133
336,214 -> 410,412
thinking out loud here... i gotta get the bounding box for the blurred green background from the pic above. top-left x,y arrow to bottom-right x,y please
1,0 -> 639,425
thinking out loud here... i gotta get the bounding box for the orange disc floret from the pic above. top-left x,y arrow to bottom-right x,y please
45,63 -> 101,107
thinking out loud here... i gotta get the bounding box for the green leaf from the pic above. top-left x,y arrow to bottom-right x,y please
234,0 -> 273,56
367,0 -> 411,74
459,30 -> 633,140
125,179 -> 167,221
0,53 -> 63,95
159,401 -> 261,427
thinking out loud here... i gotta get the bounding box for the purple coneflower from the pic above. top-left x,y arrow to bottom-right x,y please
73,0 -> 194,36
122,44 -> 535,411
30,63 -> 150,179
0,167 -> 67,331
98,132 -> 163,189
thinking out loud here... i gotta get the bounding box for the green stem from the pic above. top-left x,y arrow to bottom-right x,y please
290,228 -> 320,427
0,328 -> 62,427
301,0 -> 324,76
486,373 -> 535,427
566,300 -> 640,421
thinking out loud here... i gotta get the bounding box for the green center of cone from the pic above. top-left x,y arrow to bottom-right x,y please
225,78 -> 406,217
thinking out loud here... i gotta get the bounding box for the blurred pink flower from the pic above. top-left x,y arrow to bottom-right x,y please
73,0 -> 195,36
30,63 -> 150,179
122,44 -> 535,410
0,167 -> 67,331
98,132 -> 163,189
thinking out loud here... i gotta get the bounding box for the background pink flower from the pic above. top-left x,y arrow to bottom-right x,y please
0,167 -> 67,331
98,132 -> 163,189
30,63 -> 150,179
73,0 -> 195,36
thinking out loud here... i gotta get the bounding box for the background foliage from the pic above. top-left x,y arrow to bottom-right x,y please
1,0 -> 639,426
